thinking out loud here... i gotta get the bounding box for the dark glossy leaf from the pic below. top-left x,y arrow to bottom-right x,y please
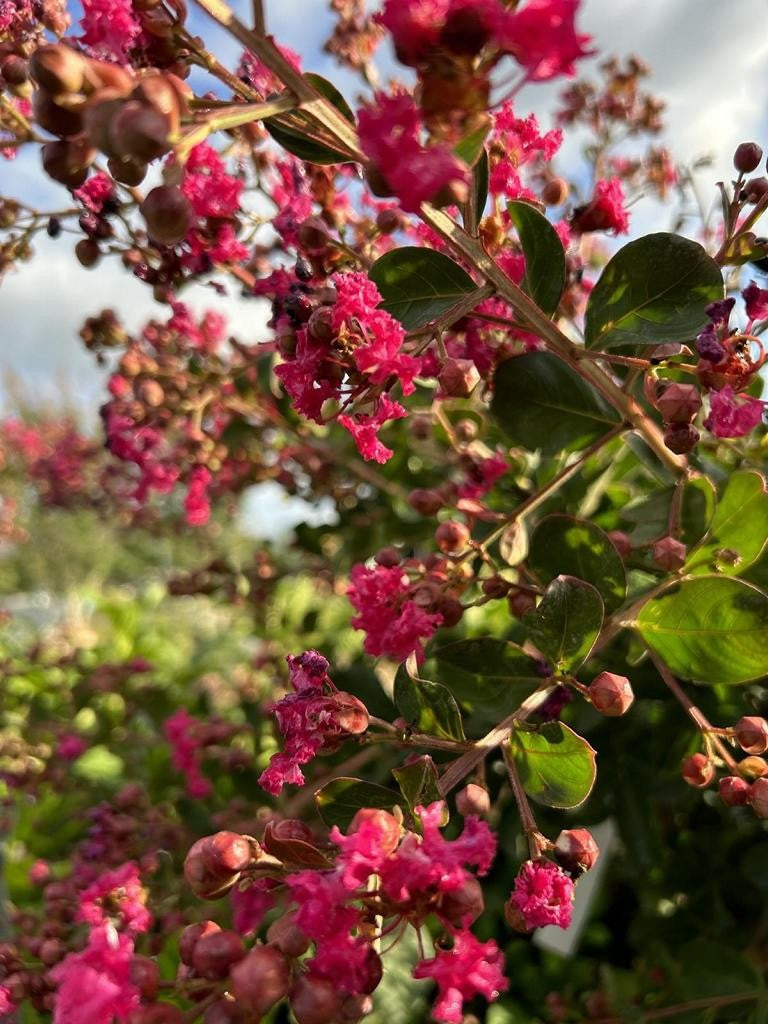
508,200 -> 566,317
685,470 -> 768,576
263,823 -> 332,868
392,756 -> 445,819
473,149 -> 489,221
584,233 -> 724,351
622,476 -> 716,546
369,247 -> 476,330
636,575 -> 768,683
528,515 -> 626,613
265,73 -> 354,164
491,352 -> 620,455
315,778 -> 406,831
508,721 -> 597,808
393,662 -> 466,742
432,638 -> 543,716
525,575 -> 604,672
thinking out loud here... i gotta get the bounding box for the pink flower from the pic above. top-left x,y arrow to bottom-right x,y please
743,281 -> 768,323
286,870 -> 359,941
79,0 -> 141,63
375,0 -> 451,65
413,930 -> 508,1023
51,925 -> 140,1024
231,879 -> 276,935
339,395 -> 408,463
489,103 -> 563,199
56,733 -> 88,760
184,465 -> 212,526
704,386 -> 765,438
500,0 -> 593,81
509,858 -> 574,930
78,862 -> 151,935
163,709 -> 212,799
74,172 -> 115,214
0,985 -> 15,1015
572,177 -> 630,235
347,563 -> 443,662
358,92 -> 469,213
458,453 -> 508,500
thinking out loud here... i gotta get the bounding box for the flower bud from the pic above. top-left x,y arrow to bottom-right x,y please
734,716 -> 768,754
2,55 -> 29,87
607,530 -> 632,558
332,692 -> 370,734
269,818 -> 313,843
554,828 -> 600,877
655,382 -> 702,423
719,775 -> 750,806
374,546 -> 400,568
737,755 -> 768,779
307,305 -> 334,344
228,946 -> 290,1017
297,217 -> 331,255
438,358 -> 480,397
33,90 -> 83,137
179,921 -> 221,966
652,536 -> 686,571
348,808 -> 401,855
744,177 -> 768,203
140,186 -> 194,246
109,100 -> 172,162
130,956 -> 160,1000
192,929 -> 245,980
375,208 -> 401,234
131,74 -> 182,132
456,783 -> 491,817
541,177 -> 570,206
734,142 -> 764,173
75,238 -> 100,268
587,672 -> 634,716
437,594 -> 464,627
267,911 -> 311,958
748,776 -> 768,818
435,520 -> 470,553
30,43 -> 87,93
663,422 -> 700,454
507,587 -> 536,619
290,975 -> 342,1024
481,576 -> 510,599
681,752 -> 715,788
108,156 -> 147,186
183,833 -> 251,899
202,1000 -> 241,1024
42,139 -> 95,188
439,875 -> 484,927
408,488 -> 443,516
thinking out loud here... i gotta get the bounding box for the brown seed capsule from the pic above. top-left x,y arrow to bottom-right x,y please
681,752 -> 715,788
456,783 -> 491,817
438,358 -> 480,397
587,671 -> 634,716
744,177 -> 768,203
29,43 -> 87,93
1,55 -> 29,87
507,587 -> 537,619
719,775 -> 751,806
652,536 -> 687,571
655,382 -> 702,423
375,208 -> 402,234
734,716 -> 768,755
297,217 -> 331,255
554,828 -> 599,876
663,422 -> 700,454
109,100 -> 172,162
734,142 -> 764,174
408,488 -> 443,516
191,930 -> 245,980
737,755 -> 768,779
435,520 -> 470,553
75,238 -> 100,268
228,946 -> 290,1018
82,59 -> 134,95
748,776 -> 768,818
140,186 -> 194,246
83,90 -> 128,154
41,139 -> 94,188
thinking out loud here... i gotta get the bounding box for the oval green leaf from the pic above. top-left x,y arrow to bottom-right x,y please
369,247 -> 476,330
636,575 -> 768,684
432,637 -> 543,716
508,200 -> 566,317
392,755 -> 445,819
528,515 -> 626,613
584,233 -> 724,351
265,73 -> 355,164
685,470 -> 768,576
508,721 -> 597,808
491,352 -> 620,456
315,777 -> 406,831
622,476 -> 716,546
525,575 -> 604,672
394,662 -> 466,742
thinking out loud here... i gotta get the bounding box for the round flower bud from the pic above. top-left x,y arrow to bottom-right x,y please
508,587 -> 537,619
183,833 -> 250,899
456,783 -> 491,818
29,43 -> 87,93
289,975 -> 342,1024
191,929 -> 245,980
1,55 -> 29,87
734,142 -> 764,173
681,752 -> 715,788
656,382 -> 702,423
297,217 -> 331,255
348,808 -> 401,855
435,520 -> 470,553
541,177 -> 570,206
652,536 -> 687,571
33,90 -> 83,138
663,422 -> 700,454
110,101 -> 172,162
481,576 -> 510,599
554,828 -> 600,877
719,775 -> 751,806
202,1000 -> 241,1023
607,530 -> 632,558
130,956 -> 160,999
438,358 -> 480,398
337,994 -> 374,1023
737,755 -> 768,779
744,177 -> 768,203
75,238 -> 100,268
332,692 -> 370,734
408,488 -> 443,516
306,306 -> 334,344
436,593 -> 464,627
42,139 -> 94,188
204,832 -> 252,875
179,921 -> 221,966
140,186 -> 193,246
734,716 -> 768,755
228,946 -> 290,1017
108,156 -> 147,187
375,208 -> 401,234
748,776 -> 768,818
438,875 -> 484,927
266,911 -> 311,958
131,74 -> 182,132
587,672 -> 634,717
374,546 -> 400,568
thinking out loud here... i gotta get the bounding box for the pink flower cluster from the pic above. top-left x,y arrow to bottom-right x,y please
508,858 -> 575,930
79,0 -> 142,64
572,177 -> 630,235
347,563 -> 444,662
258,651 -> 369,796
489,101 -> 563,201
164,709 -> 213,799
78,862 -> 152,934
74,172 -> 116,214
180,144 -> 249,271
704,386 -> 765,439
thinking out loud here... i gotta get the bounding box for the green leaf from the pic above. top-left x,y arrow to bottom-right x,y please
455,125 -> 489,167
393,662 -> 466,742
315,777 -> 406,831
432,637 -> 543,716
636,575 -> 768,683
491,352 -> 621,456
528,515 -> 626,613
369,247 -> 476,330
508,721 -> 597,808
392,756 -> 446,819
525,575 -> 604,672
472,149 -> 489,221
508,200 -> 566,317
622,476 -> 717,546
685,470 -> 768,575
72,745 -> 124,787
265,74 -> 354,164
584,233 -> 724,351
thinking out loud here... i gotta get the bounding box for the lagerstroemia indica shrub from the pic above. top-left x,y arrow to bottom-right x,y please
1,0 -> 768,1021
